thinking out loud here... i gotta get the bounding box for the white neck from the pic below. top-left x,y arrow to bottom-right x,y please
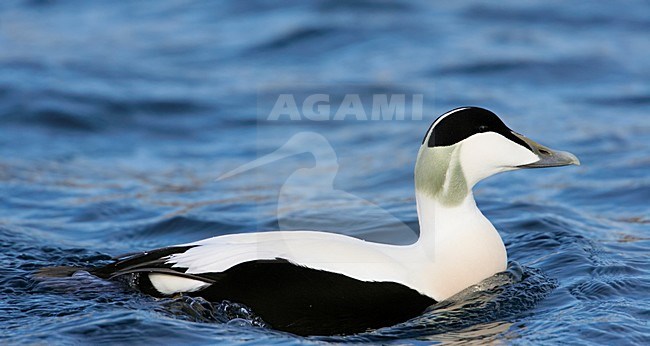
415,190 -> 481,247
411,190 -> 507,300
410,145 -> 507,300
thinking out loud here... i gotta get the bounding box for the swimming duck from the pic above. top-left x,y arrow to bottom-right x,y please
72,107 -> 581,335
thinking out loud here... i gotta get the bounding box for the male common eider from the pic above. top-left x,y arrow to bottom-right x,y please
50,107 -> 580,336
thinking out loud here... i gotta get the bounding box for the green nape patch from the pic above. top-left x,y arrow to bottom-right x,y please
414,145 -> 468,206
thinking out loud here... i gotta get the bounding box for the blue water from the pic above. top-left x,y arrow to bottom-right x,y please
1,0 -> 649,344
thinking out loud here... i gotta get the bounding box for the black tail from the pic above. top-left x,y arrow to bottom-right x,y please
34,266 -> 86,278
34,246 -> 195,281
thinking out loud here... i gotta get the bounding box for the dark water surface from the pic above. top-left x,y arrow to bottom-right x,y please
1,1 -> 649,344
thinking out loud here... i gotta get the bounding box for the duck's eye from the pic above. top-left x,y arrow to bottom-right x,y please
478,125 -> 489,132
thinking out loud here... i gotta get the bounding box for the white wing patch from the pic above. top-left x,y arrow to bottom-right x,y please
165,231 -> 413,289
149,273 -> 211,295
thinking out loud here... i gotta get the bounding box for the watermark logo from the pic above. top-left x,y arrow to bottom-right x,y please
216,84 -> 436,262
218,131 -> 425,261
266,93 -> 424,121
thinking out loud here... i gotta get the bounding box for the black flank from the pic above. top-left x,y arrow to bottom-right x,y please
96,254 -> 437,336
190,259 -> 436,336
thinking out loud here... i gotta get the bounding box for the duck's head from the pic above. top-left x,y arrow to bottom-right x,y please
415,107 -> 579,206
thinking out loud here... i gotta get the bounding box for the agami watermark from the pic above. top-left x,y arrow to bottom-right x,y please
266,93 -> 424,121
